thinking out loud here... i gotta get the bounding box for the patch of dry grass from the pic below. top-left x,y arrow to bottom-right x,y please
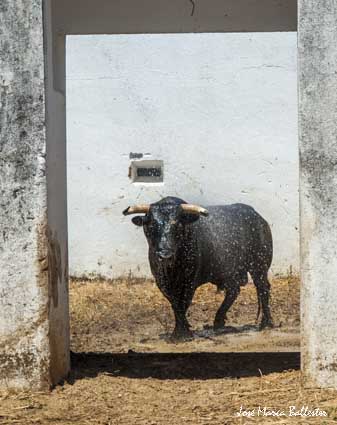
1,369 -> 337,424
69,276 -> 300,353
0,276 -> 311,425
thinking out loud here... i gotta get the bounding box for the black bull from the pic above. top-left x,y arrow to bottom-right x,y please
123,197 -> 273,340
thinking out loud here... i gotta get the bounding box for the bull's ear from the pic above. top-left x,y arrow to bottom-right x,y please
180,213 -> 201,225
132,216 -> 145,226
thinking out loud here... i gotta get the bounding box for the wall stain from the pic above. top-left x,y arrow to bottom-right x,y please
47,228 -> 62,308
0,219 -> 51,389
37,221 -> 62,308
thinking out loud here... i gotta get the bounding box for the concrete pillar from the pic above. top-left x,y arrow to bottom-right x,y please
299,1 -> 337,387
0,0 -> 69,390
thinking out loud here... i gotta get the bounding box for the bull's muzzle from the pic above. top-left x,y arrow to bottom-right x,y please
156,250 -> 174,260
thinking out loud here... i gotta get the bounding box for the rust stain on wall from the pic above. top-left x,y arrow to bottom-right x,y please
36,217 -> 51,316
36,218 -> 63,308
36,219 -> 69,388
47,229 -> 62,308
37,220 -> 62,308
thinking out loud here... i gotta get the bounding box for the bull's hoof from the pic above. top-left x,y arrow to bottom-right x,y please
169,329 -> 193,342
213,320 -> 225,332
259,318 -> 274,330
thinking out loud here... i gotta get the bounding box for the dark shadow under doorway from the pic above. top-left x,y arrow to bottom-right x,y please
69,351 -> 300,383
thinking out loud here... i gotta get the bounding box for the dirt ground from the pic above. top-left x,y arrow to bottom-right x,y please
70,276 -> 300,353
2,276 -> 337,424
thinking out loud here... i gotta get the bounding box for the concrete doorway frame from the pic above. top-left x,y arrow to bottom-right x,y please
2,0 -> 336,390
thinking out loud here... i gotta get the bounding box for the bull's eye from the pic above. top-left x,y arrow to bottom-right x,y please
146,221 -> 160,235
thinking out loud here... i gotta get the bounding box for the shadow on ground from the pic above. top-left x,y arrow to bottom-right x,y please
156,324 -> 261,342
69,351 -> 300,383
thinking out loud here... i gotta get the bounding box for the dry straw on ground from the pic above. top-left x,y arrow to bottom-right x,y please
2,277 -> 336,424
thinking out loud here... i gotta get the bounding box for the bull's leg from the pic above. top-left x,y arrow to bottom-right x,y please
171,304 -> 193,341
169,285 -> 195,341
252,271 -> 273,330
213,285 -> 240,331
158,282 -> 193,341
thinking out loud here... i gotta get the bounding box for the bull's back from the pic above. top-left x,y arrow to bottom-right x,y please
196,203 -> 272,282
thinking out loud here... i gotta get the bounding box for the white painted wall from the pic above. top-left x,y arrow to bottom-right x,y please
66,32 -> 298,279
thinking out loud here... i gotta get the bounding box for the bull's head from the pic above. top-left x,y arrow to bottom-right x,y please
123,198 -> 209,261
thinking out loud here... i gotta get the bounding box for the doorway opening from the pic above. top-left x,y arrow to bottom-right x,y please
65,32 -> 299,355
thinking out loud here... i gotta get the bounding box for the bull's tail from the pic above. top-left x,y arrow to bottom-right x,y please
256,287 -> 262,323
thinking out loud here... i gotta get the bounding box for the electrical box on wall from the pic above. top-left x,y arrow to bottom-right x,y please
129,160 -> 164,183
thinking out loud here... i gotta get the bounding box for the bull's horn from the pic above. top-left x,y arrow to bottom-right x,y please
181,204 -> 209,216
123,204 -> 150,216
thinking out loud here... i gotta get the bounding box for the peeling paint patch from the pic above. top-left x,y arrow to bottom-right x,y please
0,349 -> 49,390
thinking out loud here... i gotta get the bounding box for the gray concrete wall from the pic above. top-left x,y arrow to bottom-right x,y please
44,0 -> 70,387
52,0 -> 296,34
0,0 -> 69,390
299,1 -> 337,388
